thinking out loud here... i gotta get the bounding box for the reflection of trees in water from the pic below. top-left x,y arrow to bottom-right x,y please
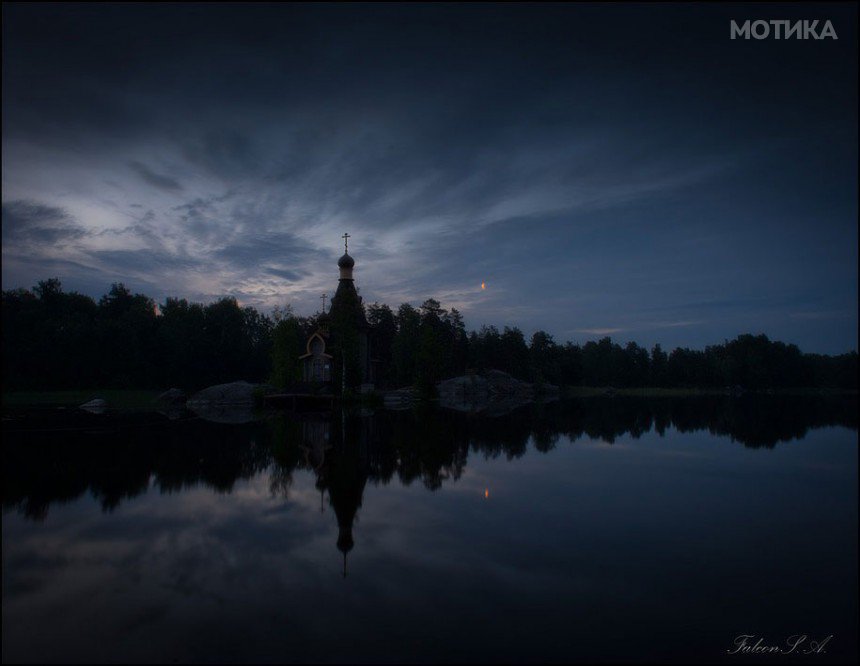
2,412 -> 272,520
3,394 -> 856,521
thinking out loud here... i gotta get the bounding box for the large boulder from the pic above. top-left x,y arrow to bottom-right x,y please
437,374 -> 489,402
186,381 -> 269,424
154,388 -> 188,419
155,388 -> 187,405
437,370 -> 538,415
187,381 -> 259,408
484,370 -> 534,398
80,398 -> 107,414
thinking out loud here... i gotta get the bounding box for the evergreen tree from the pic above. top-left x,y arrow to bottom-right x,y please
367,302 -> 397,388
392,303 -> 420,386
270,316 -> 303,388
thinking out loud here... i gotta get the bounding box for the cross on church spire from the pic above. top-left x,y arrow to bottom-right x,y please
342,232 -> 350,254
320,293 -> 327,313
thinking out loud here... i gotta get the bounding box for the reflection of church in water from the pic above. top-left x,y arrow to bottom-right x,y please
299,233 -> 375,388
298,414 -> 375,577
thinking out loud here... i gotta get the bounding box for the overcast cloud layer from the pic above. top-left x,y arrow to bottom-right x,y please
2,3 -> 857,353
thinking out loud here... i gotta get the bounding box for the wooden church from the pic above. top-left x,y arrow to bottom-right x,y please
299,234 -> 374,390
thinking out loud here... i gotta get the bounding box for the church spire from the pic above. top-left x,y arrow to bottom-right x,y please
337,232 -> 355,280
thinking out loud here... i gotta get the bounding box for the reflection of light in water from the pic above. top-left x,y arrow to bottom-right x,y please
481,281 -> 486,290
484,488 -> 489,499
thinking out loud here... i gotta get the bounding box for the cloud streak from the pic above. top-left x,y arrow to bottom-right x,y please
1,4 -> 856,353
128,161 -> 183,192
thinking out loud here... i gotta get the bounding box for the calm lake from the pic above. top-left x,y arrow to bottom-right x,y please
2,395 -> 857,663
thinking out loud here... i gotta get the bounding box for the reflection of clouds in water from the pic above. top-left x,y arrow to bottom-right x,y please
3,470 -> 341,653
3,422 -> 858,662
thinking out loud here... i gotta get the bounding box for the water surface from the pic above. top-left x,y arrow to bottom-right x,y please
3,395 -> 857,663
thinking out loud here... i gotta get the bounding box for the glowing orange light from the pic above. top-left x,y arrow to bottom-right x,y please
481,281 -> 486,290
484,488 -> 489,499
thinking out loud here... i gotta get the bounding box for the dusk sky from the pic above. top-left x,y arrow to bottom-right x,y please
2,3 -> 857,353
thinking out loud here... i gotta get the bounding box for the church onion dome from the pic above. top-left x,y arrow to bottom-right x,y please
338,253 -> 355,269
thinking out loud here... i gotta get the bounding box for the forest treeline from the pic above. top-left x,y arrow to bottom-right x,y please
2,279 -> 857,392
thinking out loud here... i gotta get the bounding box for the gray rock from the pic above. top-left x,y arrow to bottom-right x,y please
437,375 -> 489,402
155,388 -> 187,405
489,371 -> 535,397
187,381 -> 258,407
437,370 -> 551,415
80,398 -> 107,414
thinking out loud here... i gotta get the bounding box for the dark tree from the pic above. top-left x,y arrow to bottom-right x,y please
392,303 -> 420,386
367,302 -> 397,388
270,316 -> 304,389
